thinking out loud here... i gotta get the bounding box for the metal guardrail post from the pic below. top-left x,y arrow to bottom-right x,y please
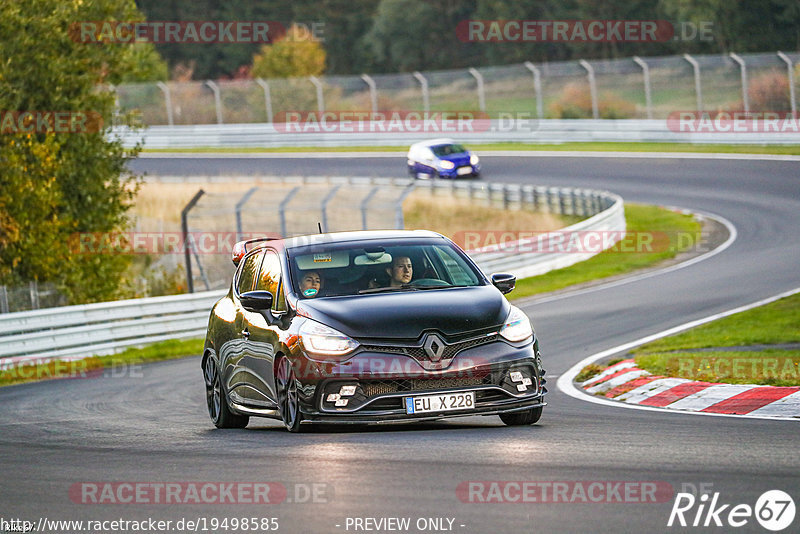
683,54 -> 703,113
309,76 -> 325,114
361,186 -> 380,230
156,82 -> 174,126
413,71 -> 430,113
279,186 -> 301,238
394,183 -> 417,229
255,78 -> 273,123
181,189 -> 205,293
235,187 -> 259,240
524,62 -> 544,119
468,68 -> 486,112
205,80 -> 223,124
361,74 -> 378,113
633,56 -> 653,120
777,52 -> 796,115
579,60 -> 599,119
320,184 -> 342,232
729,53 -> 749,113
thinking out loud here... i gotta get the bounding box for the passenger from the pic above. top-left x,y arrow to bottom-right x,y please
299,270 -> 323,298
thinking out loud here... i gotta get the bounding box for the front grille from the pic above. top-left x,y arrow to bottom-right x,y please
361,376 -> 488,397
361,333 -> 499,363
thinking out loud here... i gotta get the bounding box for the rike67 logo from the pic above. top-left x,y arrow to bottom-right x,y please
668,489 -> 795,531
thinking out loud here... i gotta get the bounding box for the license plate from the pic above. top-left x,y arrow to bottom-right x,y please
404,391 -> 475,414
457,166 -> 473,175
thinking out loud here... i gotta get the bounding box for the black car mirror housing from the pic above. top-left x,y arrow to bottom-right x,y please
240,290 -> 274,312
491,273 -> 516,294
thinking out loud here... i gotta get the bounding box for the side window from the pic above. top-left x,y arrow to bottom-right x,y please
434,246 -> 479,286
237,250 -> 264,295
256,251 -> 287,313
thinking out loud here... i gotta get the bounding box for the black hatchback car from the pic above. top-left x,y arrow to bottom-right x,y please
202,230 -> 546,431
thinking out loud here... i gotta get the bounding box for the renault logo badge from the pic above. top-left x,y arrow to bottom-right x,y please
423,334 -> 446,362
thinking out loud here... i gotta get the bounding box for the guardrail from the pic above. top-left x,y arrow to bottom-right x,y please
113,119 -> 800,148
0,183 -> 622,368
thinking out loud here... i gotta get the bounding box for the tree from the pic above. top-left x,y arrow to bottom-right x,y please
251,24 -> 326,79
0,0 -> 166,303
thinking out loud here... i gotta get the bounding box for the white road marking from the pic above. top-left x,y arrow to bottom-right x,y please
666,384 -> 753,411
585,370 -> 650,394
747,390 -> 800,417
615,377 -> 690,404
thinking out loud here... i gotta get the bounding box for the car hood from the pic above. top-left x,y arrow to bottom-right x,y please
297,285 -> 509,339
439,152 -> 471,166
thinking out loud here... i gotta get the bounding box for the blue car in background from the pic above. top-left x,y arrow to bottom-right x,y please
407,138 -> 481,179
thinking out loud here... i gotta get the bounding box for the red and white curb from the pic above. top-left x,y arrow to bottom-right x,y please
557,287 -> 800,421
580,359 -> 800,417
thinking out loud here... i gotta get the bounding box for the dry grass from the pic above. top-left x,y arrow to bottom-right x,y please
402,193 -> 567,239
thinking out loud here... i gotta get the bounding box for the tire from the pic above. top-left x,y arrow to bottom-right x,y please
499,406 -> 542,426
276,357 -> 304,432
203,356 -> 249,429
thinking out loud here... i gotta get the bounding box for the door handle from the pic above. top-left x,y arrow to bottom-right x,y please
241,328 -> 250,340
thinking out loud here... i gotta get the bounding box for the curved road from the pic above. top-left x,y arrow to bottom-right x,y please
2,155 -> 798,533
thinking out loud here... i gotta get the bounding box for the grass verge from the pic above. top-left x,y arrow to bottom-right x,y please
142,142 -> 800,155
510,203 -> 702,299
0,338 -> 203,388
632,292 -> 800,386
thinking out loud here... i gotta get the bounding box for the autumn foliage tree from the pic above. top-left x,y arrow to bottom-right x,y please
251,24 -> 326,79
0,0 -> 166,304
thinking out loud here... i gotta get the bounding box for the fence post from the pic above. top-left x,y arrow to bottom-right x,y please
468,68 -> 486,112
255,78 -> 273,123
413,71 -> 430,113
361,74 -> 378,113
279,186 -> 301,238
0,286 -> 8,314
777,52 -> 796,115
320,184 -> 342,232
579,60 -> 599,119
394,183 -> 417,229
205,80 -> 223,124
524,61 -> 544,119
181,189 -> 205,293
235,187 -> 259,240
633,56 -> 653,119
361,186 -> 380,230
156,82 -> 174,126
29,280 -> 39,310
729,53 -> 749,113
309,76 -> 325,114
683,54 -> 703,113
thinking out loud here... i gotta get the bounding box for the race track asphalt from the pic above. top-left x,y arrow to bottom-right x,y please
1,154 -> 798,534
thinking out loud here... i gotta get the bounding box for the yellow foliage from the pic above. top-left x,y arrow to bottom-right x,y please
251,24 -> 326,79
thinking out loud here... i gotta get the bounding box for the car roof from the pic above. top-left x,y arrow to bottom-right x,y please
281,229 -> 445,250
409,138 -> 456,150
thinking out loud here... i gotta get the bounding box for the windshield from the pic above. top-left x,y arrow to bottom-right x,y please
289,240 -> 483,298
431,144 -> 467,157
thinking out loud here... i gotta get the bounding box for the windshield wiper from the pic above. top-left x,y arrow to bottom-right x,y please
358,285 -> 419,294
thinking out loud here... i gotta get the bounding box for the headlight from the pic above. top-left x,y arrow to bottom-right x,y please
299,320 -> 359,359
470,154 -> 479,165
499,306 -> 533,342
439,160 -> 455,170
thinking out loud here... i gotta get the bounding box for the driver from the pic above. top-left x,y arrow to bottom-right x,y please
388,256 -> 413,286
299,270 -> 323,298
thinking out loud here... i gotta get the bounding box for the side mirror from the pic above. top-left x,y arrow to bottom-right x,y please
491,273 -> 516,294
240,290 -> 273,312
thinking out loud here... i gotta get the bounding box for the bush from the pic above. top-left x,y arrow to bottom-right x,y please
748,70 -> 791,112
549,82 -> 636,119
